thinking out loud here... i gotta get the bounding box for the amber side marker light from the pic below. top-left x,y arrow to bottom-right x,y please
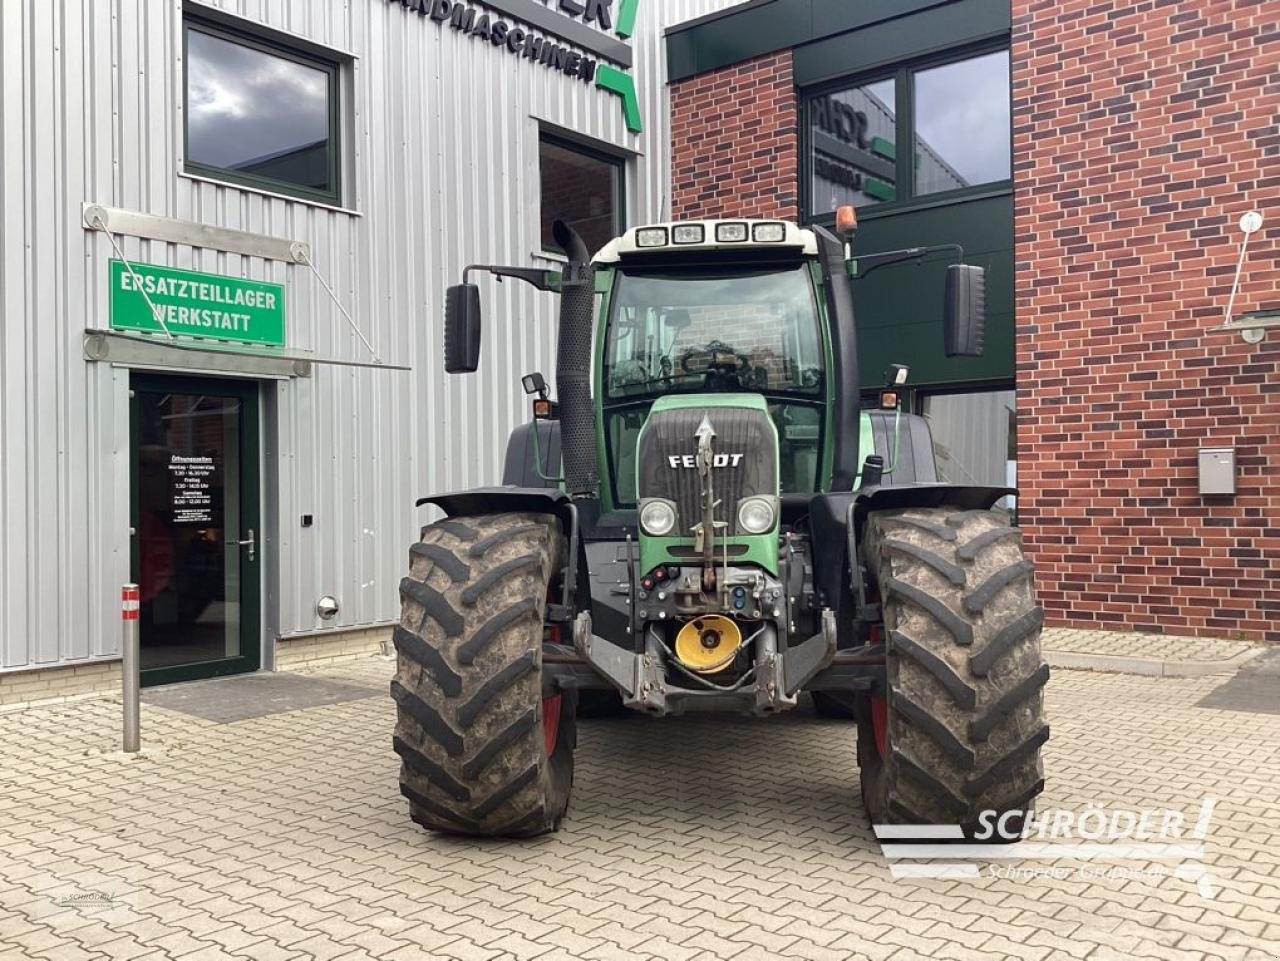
879,391 -> 899,410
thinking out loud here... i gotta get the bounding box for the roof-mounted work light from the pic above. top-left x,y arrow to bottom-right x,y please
521,371 -> 548,398
635,227 -> 668,248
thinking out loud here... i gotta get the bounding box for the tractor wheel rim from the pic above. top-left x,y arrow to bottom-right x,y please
543,694 -> 562,756
871,695 -> 889,759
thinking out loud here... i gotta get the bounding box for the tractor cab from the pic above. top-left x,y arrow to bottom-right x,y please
593,221 -> 829,510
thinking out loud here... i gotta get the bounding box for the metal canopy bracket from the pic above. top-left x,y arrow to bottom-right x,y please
82,203 -> 310,263
83,330 -> 409,378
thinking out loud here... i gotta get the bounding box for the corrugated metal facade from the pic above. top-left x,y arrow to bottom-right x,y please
0,0 -> 743,672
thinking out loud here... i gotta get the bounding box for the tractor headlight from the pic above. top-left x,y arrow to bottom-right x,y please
635,227 -> 669,248
737,496 -> 777,535
639,499 -> 677,537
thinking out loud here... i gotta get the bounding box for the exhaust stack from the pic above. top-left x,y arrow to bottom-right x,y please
552,220 -> 599,499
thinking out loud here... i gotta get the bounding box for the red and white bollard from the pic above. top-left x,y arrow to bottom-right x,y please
121,584 -> 140,753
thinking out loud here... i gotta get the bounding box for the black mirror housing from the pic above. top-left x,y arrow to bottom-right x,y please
943,264 -> 986,357
444,283 -> 482,373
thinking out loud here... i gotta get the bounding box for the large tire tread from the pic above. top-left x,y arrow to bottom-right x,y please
394,512 -> 573,837
860,506 -> 1048,836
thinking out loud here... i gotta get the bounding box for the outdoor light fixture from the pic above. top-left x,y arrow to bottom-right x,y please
752,223 -> 786,243
635,227 -> 668,247
316,595 -> 340,620
672,224 -> 705,244
715,222 -> 748,242
889,364 -> 910,386
1219,210 -> 1270,343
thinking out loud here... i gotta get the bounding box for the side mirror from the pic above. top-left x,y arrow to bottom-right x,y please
943,264 -> 986,357
444,283 -> 482,373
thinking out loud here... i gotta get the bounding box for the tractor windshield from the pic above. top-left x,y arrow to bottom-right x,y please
601,264 -> 828,505
603,265 -> 824,399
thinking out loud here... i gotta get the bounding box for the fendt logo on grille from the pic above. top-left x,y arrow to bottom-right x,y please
667,454 -> 745,469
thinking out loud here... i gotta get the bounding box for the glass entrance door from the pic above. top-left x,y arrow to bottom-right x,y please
130,374 -> 261,685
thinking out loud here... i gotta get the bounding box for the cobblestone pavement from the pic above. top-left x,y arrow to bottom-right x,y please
1040,629 -> 1259,663
1,656 -> 1277,961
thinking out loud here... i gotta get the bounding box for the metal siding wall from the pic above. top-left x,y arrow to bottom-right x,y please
0,0 -> 744,670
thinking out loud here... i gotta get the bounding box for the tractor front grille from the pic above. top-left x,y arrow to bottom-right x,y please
637,405 -> 777,536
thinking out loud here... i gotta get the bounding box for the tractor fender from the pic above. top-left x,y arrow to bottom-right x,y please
850,484 -> 1014,534
416,488 -> 589,616
807,485 -> 1014,633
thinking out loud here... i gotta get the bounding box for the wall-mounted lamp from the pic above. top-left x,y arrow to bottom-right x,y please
1219,211 -> 1273,344
316,595 -> 340,620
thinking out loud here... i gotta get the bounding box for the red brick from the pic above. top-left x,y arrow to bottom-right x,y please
1013,0 -> 1280,642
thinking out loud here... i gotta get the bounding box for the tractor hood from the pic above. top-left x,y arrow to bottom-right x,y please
634,393 -> 780,577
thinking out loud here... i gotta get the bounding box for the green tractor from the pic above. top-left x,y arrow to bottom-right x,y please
393,211 -> 1047,839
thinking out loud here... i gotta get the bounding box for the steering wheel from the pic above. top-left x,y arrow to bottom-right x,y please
680,340 -> 746,374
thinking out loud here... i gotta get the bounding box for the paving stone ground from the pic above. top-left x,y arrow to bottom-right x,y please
1,655 -> 1277,961
1040,629 -> 1259,663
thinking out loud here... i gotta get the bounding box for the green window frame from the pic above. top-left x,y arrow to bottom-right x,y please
802,40 -> 1011,224
183,16 -> 343,206
539,132 -> 626,257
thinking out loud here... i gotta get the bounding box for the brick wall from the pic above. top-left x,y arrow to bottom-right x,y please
276,626 -> 391,669
670,51 -> 799,221
0,660 -> 121,710
1013,0 -> 1279,641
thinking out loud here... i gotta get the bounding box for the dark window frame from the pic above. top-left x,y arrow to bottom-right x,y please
538,132 -> 626,256
801,39 -> 1011,225
183,15 -> 343,206
803,72 -> 900,214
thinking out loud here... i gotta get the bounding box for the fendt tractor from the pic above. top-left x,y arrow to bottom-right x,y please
392,208 -> 1048,840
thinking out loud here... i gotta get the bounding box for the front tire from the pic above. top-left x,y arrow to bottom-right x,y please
393,512 -> 575,837
859,507 -> 1048,838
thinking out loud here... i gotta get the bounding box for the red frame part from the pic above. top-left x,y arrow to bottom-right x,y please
543,694 -> 562,756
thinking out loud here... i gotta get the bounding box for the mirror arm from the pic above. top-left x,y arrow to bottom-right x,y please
851,243 -> 965,280
462,264 -> 560,292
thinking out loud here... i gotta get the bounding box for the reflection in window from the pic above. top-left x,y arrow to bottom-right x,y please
922,389 -> 1016,507
604,266 -> 824,401
774,403 -> 821,493
540,137 -> 624,257
606,409 -> 648,506
185,21 -> 340,202
913,50 -> 1011,195
808,78 -> 896,216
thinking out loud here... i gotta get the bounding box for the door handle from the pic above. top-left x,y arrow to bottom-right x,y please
237,529 -> 256,562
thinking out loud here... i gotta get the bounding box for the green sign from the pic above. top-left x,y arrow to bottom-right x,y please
110,260 -> 286,347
